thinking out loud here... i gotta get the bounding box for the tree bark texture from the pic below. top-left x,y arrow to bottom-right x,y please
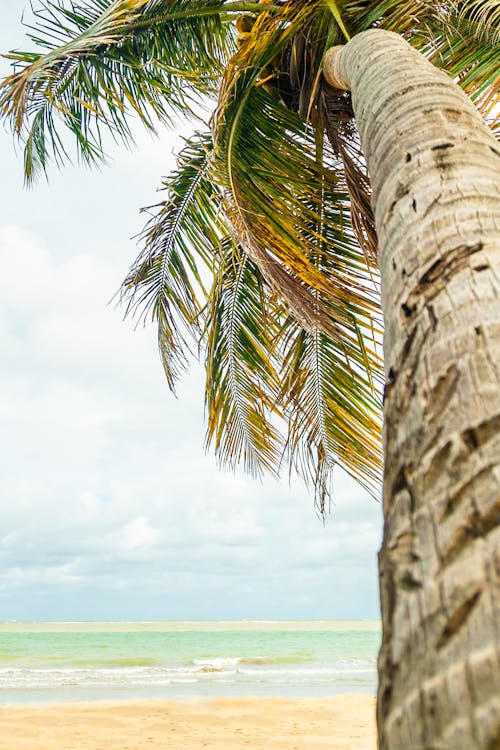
324,30 -> 500,750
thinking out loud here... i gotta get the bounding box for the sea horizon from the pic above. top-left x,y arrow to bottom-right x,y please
0,618 -> 381,632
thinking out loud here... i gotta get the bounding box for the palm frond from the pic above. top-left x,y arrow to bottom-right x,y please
324,0 -> 351,41
205,238 -> 284,478
215,48 -> 381,351
215,84 -> 380,327
279,318 -> 382,513
456,1 -> 500,43
122,131 -> 223,391
278,128 -> 382,508
0,0 -> 238,182
212,2 -> 384,492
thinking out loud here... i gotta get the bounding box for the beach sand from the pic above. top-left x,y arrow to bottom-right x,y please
0,695 -> 376,749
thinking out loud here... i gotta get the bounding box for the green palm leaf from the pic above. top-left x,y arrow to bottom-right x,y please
282,325 -> 382,509
122,131 -> 223,391
278,143 -> 382,507
205,238 -> 284,478
425,6 -> 500,134
0,0 -> 237,181
279,314 -> 382,513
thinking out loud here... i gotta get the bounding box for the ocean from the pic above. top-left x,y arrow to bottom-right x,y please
0,621 -> 381,704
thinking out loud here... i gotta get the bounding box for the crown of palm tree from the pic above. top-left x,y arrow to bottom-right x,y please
2,0 -> 498,512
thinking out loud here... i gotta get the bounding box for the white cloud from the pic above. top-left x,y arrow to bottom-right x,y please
0,220 -> 382,621
118,516 -> 159,551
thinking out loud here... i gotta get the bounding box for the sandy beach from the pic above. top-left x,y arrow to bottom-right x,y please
0,695 -> 376,749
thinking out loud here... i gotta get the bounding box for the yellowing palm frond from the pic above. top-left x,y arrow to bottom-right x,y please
211,2 -> 384,494
280,319 -> 382,512
205,239 -> 284,478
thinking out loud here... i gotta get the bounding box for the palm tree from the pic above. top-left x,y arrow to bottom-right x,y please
323,30 -> 500,749
1,2 -> 499,747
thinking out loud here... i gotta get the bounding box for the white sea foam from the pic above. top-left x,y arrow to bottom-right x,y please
192,657 -> 241,671
0,659 -> 377,693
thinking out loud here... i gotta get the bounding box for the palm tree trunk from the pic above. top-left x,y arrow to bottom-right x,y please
324,29 -> 500,750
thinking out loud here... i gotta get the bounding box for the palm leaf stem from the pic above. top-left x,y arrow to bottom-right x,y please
125,2 -> 284,33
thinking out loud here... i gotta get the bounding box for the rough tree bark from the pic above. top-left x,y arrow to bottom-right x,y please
324,29 -> 500,750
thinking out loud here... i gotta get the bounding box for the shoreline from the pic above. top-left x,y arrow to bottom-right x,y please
0,694 -> 376,749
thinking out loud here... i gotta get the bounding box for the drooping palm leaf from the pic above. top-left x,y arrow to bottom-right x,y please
278,129 -> 381,507
205,238 -> 284,478
122,130 -> 287,477
280,319 -> 382,512
215,76 -> 380,339
0,0 -> 238,181
122,131 -> 223,391
278,172 -> 382,507
212,2 -> 384,493
456,0 -> 500,41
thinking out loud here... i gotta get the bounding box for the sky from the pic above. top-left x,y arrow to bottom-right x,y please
0,1 -> 382,622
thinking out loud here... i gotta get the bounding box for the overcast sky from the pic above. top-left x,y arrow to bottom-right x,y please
0,1 -> 382,622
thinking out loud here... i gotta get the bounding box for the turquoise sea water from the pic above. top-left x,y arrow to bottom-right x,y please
0,621 -> 381,704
